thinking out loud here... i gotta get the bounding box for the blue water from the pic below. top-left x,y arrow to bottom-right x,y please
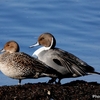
0,0 -> 100,86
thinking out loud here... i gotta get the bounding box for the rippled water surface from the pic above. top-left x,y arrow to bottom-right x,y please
0,0 -> 100,86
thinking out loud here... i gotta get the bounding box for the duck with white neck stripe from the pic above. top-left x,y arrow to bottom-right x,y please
30,33 -> 100,84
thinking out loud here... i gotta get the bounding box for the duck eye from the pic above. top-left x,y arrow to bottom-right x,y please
40,37 -> 44,40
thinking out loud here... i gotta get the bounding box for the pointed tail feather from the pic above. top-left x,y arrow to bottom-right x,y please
88,71 -> 100,75
94,71 -> 100,75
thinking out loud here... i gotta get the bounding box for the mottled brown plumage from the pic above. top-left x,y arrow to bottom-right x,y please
0,41 -> 58,85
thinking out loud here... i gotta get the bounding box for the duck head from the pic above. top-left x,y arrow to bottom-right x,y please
1,41 -> 20,53
30,33 -> 56,50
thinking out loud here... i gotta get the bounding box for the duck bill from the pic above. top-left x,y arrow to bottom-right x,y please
29,42 -> 39,48
0,49 -> 5,53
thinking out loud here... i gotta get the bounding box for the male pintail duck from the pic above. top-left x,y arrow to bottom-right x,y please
30,33 -> 100,84
0,40 -> 58,85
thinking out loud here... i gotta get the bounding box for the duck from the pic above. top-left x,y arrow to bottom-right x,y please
0,40 -> 58,85
30,32 -> 100,84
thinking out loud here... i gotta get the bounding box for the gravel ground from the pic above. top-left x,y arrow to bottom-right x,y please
0,80 -> 100,100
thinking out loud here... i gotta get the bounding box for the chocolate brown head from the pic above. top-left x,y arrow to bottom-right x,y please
38,33 -> 56,48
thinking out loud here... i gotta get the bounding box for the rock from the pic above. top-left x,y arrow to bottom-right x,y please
0,80 -> 100,100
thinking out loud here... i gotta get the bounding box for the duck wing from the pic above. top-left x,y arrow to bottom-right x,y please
9,52 -> 58,78
46,48 -> 95,76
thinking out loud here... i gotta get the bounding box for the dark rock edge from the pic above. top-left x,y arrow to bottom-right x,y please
0,80 -> 100,100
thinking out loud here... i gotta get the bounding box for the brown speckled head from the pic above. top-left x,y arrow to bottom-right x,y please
3,41 -> 20,53
38,33 -> 56,48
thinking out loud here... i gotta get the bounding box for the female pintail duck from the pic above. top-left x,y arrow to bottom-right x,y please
0,40 -> 58,85
30,33 -> 100,84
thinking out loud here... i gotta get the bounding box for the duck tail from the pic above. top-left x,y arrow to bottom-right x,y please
94,71 -> 100,75
88,71 -> 100,75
